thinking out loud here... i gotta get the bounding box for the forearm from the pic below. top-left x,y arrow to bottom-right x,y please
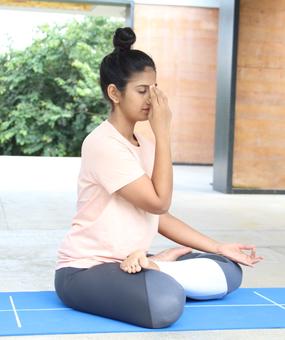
158,213 -> 222,253
151,134 -> 173,211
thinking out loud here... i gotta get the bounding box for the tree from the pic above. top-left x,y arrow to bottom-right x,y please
0,16 -> 123,156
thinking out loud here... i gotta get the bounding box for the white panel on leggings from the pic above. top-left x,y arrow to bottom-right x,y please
153,258 -> 228,300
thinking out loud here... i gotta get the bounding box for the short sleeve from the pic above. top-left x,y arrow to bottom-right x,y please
86,137 -> 145,194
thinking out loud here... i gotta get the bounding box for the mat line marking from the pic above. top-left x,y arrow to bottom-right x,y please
254,291 -> 285,310
184,303 -> 285,308
0,307 -> 72,312
1,305 -> 285,311
9,296 -> 22,328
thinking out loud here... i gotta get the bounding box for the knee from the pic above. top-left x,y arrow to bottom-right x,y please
223,258 -> 243,293
144,270 -> 185,328
201,253 -> 243,294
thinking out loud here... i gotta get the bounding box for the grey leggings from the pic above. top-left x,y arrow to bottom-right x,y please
54,252 -> 242,329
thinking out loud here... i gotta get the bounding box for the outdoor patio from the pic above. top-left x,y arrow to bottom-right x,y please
0,156 -> 284,339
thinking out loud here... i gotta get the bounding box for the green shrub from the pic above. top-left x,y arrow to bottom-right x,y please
0,16 -> 123,156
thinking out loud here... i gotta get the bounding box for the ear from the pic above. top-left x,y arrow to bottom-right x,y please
107,84 -> 121,104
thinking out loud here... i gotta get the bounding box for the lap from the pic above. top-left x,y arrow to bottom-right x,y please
54,262 -> 185,328
54,251 -> 243,327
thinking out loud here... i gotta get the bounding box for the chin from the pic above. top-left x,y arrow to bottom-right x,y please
132,111 -> 149,123
137,117 -> 149,122
133,115 -> 147,122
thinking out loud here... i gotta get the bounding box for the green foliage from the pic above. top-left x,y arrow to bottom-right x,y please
0,16 -> 123,156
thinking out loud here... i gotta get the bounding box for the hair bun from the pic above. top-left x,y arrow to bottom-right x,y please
113,27 -> 136,52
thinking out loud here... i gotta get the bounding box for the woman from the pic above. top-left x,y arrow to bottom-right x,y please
54,27 -> 263,329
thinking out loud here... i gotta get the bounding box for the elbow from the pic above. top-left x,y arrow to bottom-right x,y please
156,207 -> 169,215
151,200 -> 170,215
151,208 -> 168,215
157,204 -> 170,214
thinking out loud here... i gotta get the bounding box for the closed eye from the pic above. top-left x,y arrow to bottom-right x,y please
138,90 -> 147,94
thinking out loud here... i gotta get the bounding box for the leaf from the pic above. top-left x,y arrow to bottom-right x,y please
0,16 -> 124,156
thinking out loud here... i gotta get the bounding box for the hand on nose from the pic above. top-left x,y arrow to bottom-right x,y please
146,83 -> 158,105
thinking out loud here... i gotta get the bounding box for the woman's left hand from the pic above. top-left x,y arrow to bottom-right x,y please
216,243 -> 264,267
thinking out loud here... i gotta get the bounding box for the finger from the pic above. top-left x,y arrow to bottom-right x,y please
150,85 -> 159,105
252,256 -> 264,263
158,91 -> 168,104
246,254 -> 264,266
250,249 -> 256,258
250,251 -> 263,262
155,87 -> 166,98
239,244 -> 256,250
155,87 -> 165,101
249,256 -> 263,265
237,260 -> 253,267
234,254 -> 254,267
252,252 -> 264,261
251,259 -> 260,265
242,261 -> 254,267
153,87 -> 161,105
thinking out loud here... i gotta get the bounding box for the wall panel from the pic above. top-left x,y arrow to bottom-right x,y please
134,4 -> 218,163
233,0 -> 285,189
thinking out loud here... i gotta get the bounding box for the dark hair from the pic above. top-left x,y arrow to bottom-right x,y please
99,27 -> 156,104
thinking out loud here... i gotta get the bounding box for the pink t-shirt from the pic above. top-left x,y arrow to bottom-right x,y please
56,119 -> 159,269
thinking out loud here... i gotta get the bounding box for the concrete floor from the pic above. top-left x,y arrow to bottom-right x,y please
0,156 -> 285,339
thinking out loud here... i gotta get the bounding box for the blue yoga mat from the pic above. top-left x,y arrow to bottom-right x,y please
0,288 -> 284,336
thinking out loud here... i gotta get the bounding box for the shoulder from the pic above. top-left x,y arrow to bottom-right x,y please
83,120 -> 107,144
82,121 -> 129,157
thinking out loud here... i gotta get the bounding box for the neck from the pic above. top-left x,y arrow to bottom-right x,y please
108,111 -> 136,142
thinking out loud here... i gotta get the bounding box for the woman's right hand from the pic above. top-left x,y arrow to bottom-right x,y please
148,85 -> 172,137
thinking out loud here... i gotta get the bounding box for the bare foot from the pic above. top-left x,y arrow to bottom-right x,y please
149,246 -> 192,262
139,255 -> 160,271
120,250 -> 160,274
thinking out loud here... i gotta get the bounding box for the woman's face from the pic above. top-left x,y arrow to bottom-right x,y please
118,66 -> 157,122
